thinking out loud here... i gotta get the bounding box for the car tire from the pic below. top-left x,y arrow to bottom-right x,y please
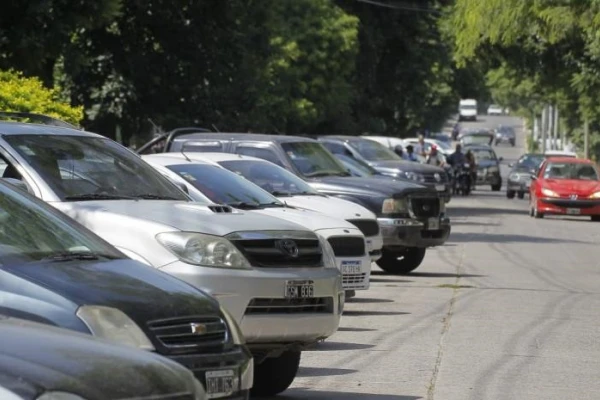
491,184 -> 501,191
376,248 -> 427,275
591,216 -> 600,222
251,350 -> 301,397
507,190 -> 515,199
517,191 -> 525,199
529,205 -> 534,217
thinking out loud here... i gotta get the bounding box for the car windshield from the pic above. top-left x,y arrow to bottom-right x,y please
281,141 -> 350,177
462,135 -> 491,145
335,154 -> 378,177
0,183 -> 121,266
165,163 -> 283,207
543,162 -> 599,180
470,149 -> 497,161
348,139 -> 401,161
460,105 -> 477,110
4,135 -> 189,202
517,154 -> 545,170
219,159 -> 319,196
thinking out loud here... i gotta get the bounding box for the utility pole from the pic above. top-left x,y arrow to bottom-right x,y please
548,105 -> 555,150
553,105 -> 559,149
584,118 -> 590,159
541,105 -> 548,153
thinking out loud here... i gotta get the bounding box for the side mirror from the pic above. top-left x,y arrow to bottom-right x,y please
530,175 -> 537,180
2,178 -> 31,194
176,181 -> 189,194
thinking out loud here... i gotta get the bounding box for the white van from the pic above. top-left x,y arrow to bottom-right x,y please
459,99 -> 478,121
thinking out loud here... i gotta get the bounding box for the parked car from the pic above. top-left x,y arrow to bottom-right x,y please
487,104 -> 504,115
506,153 -> 546,199
463,144 -> 503,191
0,178 -> 251,399
317,136 -> 452,202
0,317 -> 207,400
494,125 -> 516,146
142,152 -> 374,294
0,118 -> 343,397
137,131 -> 451,275
529,157 -> 600,220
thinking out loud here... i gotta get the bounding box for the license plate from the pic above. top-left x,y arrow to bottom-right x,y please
566,208 -> 580,215
428,218 -> 440,230
285,280 -> 314,298
435,184 -> 445,191
206,369 -> 237,399
341,260 -> 362,274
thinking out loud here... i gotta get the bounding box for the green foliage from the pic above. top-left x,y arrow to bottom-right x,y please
0,70 -> 83,125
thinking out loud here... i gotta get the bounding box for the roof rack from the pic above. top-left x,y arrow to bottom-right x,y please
0,112 -> 80,130
136,126 -> 214,154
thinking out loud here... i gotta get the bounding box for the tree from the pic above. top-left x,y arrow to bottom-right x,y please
0,70 -> 83,125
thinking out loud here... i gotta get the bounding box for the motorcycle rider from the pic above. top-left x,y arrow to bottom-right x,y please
465,149 -> 477,187
447,144 -> 471,192
426,144 -> 445,167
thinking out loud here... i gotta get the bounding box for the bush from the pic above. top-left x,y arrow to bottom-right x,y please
0,70 -> 83,126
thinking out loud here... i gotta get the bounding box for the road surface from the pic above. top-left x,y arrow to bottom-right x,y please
271,116 -> 600,400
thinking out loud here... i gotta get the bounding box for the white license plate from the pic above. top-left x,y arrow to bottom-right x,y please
206,369 -> 237,399
341,260 -> 362,274
435,184 -> 446,191
428,218 -> 440,230
285,280 -> 314,298
566,208 -> 580,215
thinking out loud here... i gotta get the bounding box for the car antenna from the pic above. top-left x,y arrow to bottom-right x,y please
180,143 -> 192,162
212,124 -> 220,132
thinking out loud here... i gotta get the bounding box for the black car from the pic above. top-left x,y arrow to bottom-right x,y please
138,131 -> 451,275
0,179 -> 252,400
463,144 -> 503,191
317,136 -> 452,202
506,153 -> 546,199
0,317 -> 207,399
494,125 -> 516,146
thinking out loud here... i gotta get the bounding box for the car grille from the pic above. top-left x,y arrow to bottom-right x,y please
346,219 -> 380,237
342,273 -> 368,289
409,196 -> 440,218
147,316 -> 228,352
543,199 -> 598,209
232,238 -> 323,268
327,236 -> 365,257
245,298 -> 333,314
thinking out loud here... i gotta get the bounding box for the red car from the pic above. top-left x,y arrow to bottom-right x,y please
529,157 -> 600,221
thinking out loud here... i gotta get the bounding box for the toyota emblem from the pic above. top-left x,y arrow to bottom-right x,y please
434,173 -> 441,182
570,194 -> 578,200
276,239 -> 299,258
190,323 -> 207,335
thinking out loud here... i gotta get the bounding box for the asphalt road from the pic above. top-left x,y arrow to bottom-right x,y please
273,115 -> 600,400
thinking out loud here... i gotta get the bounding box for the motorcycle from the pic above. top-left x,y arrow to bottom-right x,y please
452,163 -> 472,196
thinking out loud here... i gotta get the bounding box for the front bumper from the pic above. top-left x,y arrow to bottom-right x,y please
507,179 -> 530,192
160,261 -> 343,344
538,197 -> 600,215
167,345 -> 253,399
377,216 -> 451,249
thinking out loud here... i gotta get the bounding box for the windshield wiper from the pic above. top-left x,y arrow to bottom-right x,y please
305,171 -> 350,177
296,191 -> 323,196
228,201 -> 262,209
64,193 -> 135,201
259,201 -> 285,208
270,190 -> 293,197
41,251 -> 101,262
132,194 -> 180,200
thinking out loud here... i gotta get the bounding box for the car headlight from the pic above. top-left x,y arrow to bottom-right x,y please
589,191 -> 600,199
37,394 -> 87,400
220,305 -> 245,345
403,171 -> 425,182
317,234 -> 337,269
76,305 -> 155,351
487,166 -> 499,173
382,198 -> 407,214
541,188 -> 559,197
157,232 -> 251,269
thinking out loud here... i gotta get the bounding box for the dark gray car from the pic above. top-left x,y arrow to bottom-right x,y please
463,144 -> 503,191
506,153 -> 545,199
494,125 -> 516,147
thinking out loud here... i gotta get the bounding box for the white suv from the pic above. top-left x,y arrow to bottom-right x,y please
0,120 -> 344,397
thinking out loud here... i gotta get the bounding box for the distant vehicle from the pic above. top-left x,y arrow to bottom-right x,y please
459,129 -> 494,146
458,99 -> 478,121
544,150 -> 578,158
0,317 -> 207,400
428,132 -> 452,144
494,125 -> 516,146
463,144 -> 503,191
402,137 -> 454,156
506,153 -> 546,199
487,104 -> 504,115
529,157 -> 600,221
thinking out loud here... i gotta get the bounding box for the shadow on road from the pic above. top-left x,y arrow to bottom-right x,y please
295,367 -> 358,378
449,232 -> 590,244
306,341 -> 375,351
409,272 -> 486,278
448,206 -> 527,217
347,297 -> 395,304
269,389 -> 421,400
342,310 -> 410,317
337,326 -> 378,332
451,220 -> 501,226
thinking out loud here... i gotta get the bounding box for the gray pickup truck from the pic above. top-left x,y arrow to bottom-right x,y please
139,131 -> 451,274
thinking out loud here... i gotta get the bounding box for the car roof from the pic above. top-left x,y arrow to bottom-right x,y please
0,121 -> 102,138
318,135 -> 367,142
144,152 -> 270,166
544,156 -> 592,164
171,132 -> 317,144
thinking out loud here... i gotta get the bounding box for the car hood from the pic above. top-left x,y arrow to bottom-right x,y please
54,200 -> 311,236
279,195 -> 377,221
0,318 -> 198,400
3,258 -> 219,324
368,160 -> 445,174
542,179 -> 600,196
249,207 -> 360,232
311,176 -> 428,197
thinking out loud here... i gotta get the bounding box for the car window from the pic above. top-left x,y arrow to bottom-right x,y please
234,146 -> 284,167
543,163 -> 599,180
219,159 -> 320,196
347,139 -> 401,161
175,141 -> 224,153
4,135 -> 189,201
280,141 -> 350,177
517,154 -> 545,170
320,141 -> 350,156
0,183 -> 122,265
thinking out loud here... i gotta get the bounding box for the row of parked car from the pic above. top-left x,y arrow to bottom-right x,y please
0,113 -> 453,399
